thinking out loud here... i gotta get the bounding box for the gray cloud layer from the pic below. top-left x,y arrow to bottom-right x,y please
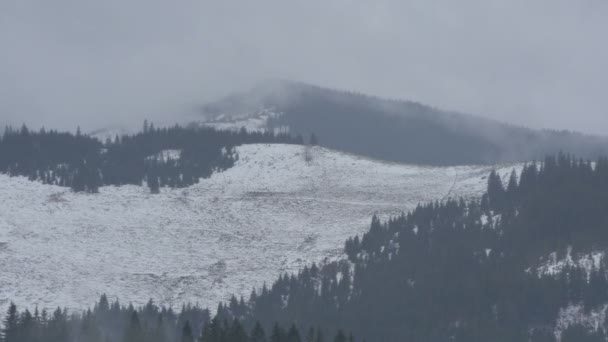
1,0 -> 607,134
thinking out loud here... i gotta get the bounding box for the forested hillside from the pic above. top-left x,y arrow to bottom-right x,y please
4,153 -> 608,341
0,123 -> 300,193
1,296 -> 357,342
206,154 -> 608,341
203,81 -> 608,165
0,142 -> 515,317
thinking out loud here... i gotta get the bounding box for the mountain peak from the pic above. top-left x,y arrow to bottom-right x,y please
202,81 -> 608,165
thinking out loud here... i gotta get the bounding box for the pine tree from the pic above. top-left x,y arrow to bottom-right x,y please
487,170 -> 506,210
20,309 -> 36,342
123,311 -> 144,342
333,330 -> 347,342
201,317 -> 221,342
48,308 -> 68,342
152,314 -> 167,342
506,169 -> 519,203
98,294 -> 110,312
80,310 -> 101,342
228,319 -> 248,342
250,322 -> 267,342
287,324 -> 302,342
314,329 -> 324,342
309,133 -> 318,146
270,323 -> 286,342
2,303 -> 19,342
181,320 -> 194,342
147,174 -> 160,194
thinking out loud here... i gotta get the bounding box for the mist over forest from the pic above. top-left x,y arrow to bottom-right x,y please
2,1 -> 608,342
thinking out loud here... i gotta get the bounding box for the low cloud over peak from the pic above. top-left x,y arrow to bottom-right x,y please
1,0 -> 607,134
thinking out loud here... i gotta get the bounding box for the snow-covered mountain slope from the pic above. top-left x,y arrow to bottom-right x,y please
0,144 -> 522,313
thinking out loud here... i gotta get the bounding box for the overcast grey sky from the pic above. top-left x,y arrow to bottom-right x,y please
1,0 -> 607,134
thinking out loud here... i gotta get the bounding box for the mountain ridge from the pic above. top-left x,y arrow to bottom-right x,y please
202,80 -> 608,165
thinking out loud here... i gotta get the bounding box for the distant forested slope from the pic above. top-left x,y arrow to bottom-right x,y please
0,123 -> 300,193
203,81 -> 608,165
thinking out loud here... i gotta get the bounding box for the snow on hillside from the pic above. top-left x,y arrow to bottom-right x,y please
201,109 -> 288,133
146,149 -> 182,162
556,304 -> 608,340
534,247 -> 606,277
89,125 -> 136,142
0,144 -> 521,313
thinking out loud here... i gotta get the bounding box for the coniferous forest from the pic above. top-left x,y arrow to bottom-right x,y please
0,123 -> 301,193
4,154 -> 608,341
1,296 -> 356,342
215,155 -> 608,341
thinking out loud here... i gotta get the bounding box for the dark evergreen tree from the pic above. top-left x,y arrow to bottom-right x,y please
47,308 -> 68,342
487,170 -> 506,210
308,133 -> 318,146
250,322 -> 267,342
332,331 -> 346,342
181,321 -> 194,342
270,324 -> 286,342
147,174 -> 160,194
286,324 -> 302,342
124,311 -> 144,342
80,310 -> 102,342
2,303 -> 19,342
228,319 -> 248,342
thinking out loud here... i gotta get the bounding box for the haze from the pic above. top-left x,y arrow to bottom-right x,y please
1,0 -> 607,135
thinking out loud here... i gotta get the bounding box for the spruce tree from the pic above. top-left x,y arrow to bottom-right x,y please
2,303 -> 19,342
309,133 -> 318,146
487,170 -> 506,210
181,320 -> 194,342
152,314 -> 167,342
287,324 -> 302,342
228,319 -> 248,342
305,327 -> 315,342
314,329 -> 324,342
333,330 -> 347,342
147,174 -> 160,194
123,311 -> 144,342
250,322 -> 267,342
270,323 -> 286,342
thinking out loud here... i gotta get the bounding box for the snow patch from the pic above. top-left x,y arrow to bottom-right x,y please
146,149 -> 182,162
555,304 -> 608,341
480,212 -> 501,229
536,247 -> 605,277
202,109 -> 284,133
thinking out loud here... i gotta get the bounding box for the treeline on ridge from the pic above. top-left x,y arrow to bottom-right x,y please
0,123 -> 301,193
